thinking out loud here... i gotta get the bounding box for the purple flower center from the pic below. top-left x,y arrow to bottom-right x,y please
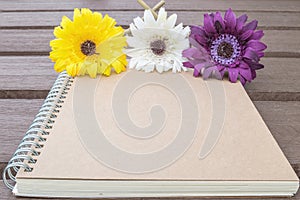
150,39 -> 166,56
210,34 -> 241,66
81,40 -> 96,56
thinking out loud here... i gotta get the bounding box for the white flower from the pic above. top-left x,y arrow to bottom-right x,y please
125,8 -> 190,73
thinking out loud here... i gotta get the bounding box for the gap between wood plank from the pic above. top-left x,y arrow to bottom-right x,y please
0,90 -> 299,101
2,26 -> 299,31
2,9 -> 300,13
2,0 -> 300,12
1,52 -> 299,58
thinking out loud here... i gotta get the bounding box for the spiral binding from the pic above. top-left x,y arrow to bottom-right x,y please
2,72 -> 73,190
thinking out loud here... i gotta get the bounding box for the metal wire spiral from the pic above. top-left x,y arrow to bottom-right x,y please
2,72 -> 73,190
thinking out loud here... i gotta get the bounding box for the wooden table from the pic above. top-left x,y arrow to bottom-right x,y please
1,0 -> 300,199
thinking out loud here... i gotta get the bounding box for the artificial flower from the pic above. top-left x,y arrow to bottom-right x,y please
126,8 -> 190,73
182,8 -> 267,85
49,8 -> 127,78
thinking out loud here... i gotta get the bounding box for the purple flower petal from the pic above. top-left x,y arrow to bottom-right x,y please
214,11 -> 225,33
243,48 -> 259,62
236,14 -> 248,32
214,70 -> 223,80
228,68 -> 239,83
242,20 -> 258,32
247,40 -> 267,51
239,67 -> 252,81
224,8 -> 236,32
182,48 -> 203,60
203,66 -> 214,79
184,60 -> 201,67
240,30 -> 254,41
193,63 -> 207,77
257,51 -> 265,58
251,69 -> 257,79
245,59 -> 264,70
183,61 -> 194,68
250,30 -> 264,40
190,25 -> 206,36
189,37 -> 204,50
193,68 -> 201,77
244,58 -> 264,70
240,60 -> 250,69
239,75 -> 246,85
193,34 -> 208,47
216,65 -> 226,78
203,13 -> 216,34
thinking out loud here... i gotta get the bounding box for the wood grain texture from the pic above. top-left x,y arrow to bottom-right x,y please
1,0 -> 300,198
1,0 -> 300,12
1,29 -> 299,57
1,11 -> 299,30
1,57 -> 300,101
0,99 -> 43,163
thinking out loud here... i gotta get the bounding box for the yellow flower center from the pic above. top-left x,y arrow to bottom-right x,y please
81,40 -> 97,56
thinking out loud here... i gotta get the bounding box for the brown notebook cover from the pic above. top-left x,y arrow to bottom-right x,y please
14,70 -> 299,197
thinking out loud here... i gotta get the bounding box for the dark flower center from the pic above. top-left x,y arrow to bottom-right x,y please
210,34 -> 241,66
217,42 -> 234,58
81,40 -> 96,56
150,39 -> 166,56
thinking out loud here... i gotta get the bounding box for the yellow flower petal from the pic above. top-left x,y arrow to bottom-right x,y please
66,63 -> 80,77
53,59 -> 68,72
87,63 -> 98,78
102,66 -> 111,76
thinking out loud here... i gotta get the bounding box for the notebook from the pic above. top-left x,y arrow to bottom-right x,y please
3,70 -> 299,198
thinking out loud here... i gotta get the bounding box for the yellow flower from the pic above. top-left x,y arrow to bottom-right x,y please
49,8 -> 127,78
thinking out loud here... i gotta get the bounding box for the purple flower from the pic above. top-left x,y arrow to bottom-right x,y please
182,8 -> 267,85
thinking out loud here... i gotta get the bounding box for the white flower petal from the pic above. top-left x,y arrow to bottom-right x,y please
126,48 -> 148,58
144,9 -> 156,27
182,66 -> 188,71
156,64 -> 164,73
131,28 -> 149,40
126,36 -> 147,48
174,39 -> 190,50
144,64 -> 155,72
166,14 -> 177,29
164,62 -> 172,71
174,23 -> 183,32
157,8 -> 167,25
128,58 -> 136,69
133,17 -> 145,29
133,58 -> 152,71
129,23 -> 137,32
182,26 -> 191,36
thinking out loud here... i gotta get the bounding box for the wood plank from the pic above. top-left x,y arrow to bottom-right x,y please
0,100 -> 299,173
0,30 -> 299,56
0,99 -> 43,163
1,0 -> 300,12
0,56 -> 300,101
1,11 -> 299,30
